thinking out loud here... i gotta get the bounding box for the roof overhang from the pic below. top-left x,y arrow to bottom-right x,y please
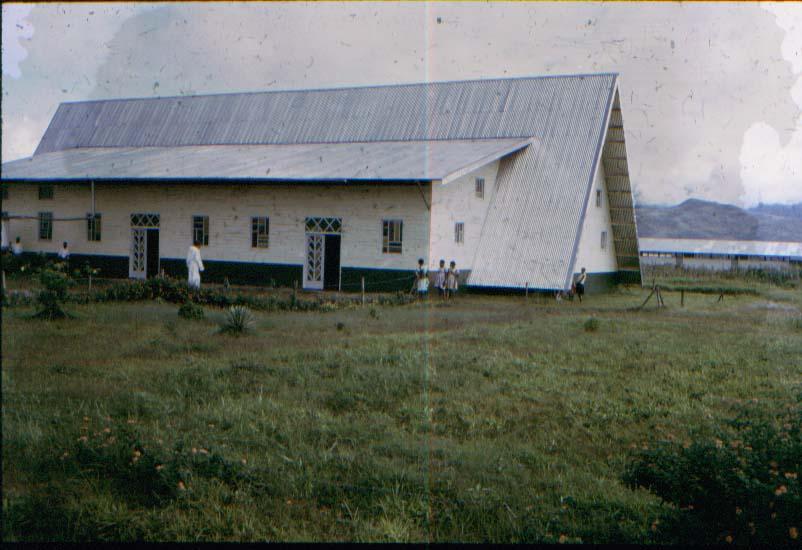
1,138 -> 532,183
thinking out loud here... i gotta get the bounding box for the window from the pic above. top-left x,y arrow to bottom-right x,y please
382,219 -> 403,254
39,212 -> 53,240
87,213 -> 102,242
475,177 -> 485,199
192,215 -> 209,246
38,184 -> 54,200
596,189 -> 602,207
251,216 -> 270,248
455,222 -> 465,243
600,230 -> 607,250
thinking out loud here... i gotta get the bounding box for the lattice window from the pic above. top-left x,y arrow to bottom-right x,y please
251,217 -> 270,248
87,213 -> 102,242
132,230 -> 146,272
382,219 -> 403,254
130,213 -> 160,227
305,217 -> 342,234
192,215 -> 209,246
306,234 -> 323,282
454,222 -> 464,244
38,184 -> 54,200
39,212 -> 53,240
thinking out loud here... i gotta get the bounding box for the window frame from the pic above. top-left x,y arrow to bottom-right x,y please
382,219 -> 403,254
39,211 -> 53,241
454,222 -> 465,244
192,215 -> 209,246
596,189 -> 603,208
87,213 -> 102,242
475,177 -> 485,199
38,184 -> 54,200
251,216 -> 270,249
600,230 -> 607,250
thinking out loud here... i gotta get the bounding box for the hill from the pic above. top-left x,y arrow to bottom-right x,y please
636,199 -> 802,242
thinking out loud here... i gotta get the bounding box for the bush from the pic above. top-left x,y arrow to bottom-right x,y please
220,305 -> 254,335
177,301 -> 205,320
623,402 -> 802,545
33,263 -> 73,320
583,317 -> 600,332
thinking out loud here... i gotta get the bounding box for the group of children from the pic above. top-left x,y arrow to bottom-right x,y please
414,258 -> 459,300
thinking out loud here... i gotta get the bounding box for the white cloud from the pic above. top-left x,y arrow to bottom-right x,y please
739,3 -> 802,207
1,4 -> 34,79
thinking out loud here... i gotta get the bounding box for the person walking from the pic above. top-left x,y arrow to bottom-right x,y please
446,260 -> 459,300
574,267 -> 587,303
434,259 -> 447,300
186,240 -> 205,291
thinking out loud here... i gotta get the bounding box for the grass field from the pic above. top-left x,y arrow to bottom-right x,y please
3,283 -> 802,542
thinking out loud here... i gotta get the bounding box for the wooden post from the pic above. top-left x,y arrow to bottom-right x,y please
88,273 -> 92,293
1,270 -> 5,293
361,277 -> 365,306
636,287 -> 656,310
681,289 -> 685,307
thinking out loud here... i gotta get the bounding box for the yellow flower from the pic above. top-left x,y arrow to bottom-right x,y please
241,458 -> 247,465
155,464 -> 164,471
785,472 -> 798,480
177,481 -> 186,491
790,527 -> 798,540
198,448 -> 209,455
77,436 -> 88,442
735,507 -> 742,515
775,485 -> 788,496
725,535 -> 733,544
715,439 -> 724,449
103,427 -> 111,433
558,534 -> 567,544
82,416 -> 90,423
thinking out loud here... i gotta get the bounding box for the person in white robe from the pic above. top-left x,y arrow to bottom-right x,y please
186,240 -> 205,290
12,237 -> 23,256
58,241 -> 70,260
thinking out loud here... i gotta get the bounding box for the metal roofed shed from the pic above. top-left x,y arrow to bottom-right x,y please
639,238 -> 802,260
2,73 -> 640,292
0,138 -> 532,182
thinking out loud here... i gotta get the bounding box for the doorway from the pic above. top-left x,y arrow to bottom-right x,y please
129,213 -> 160,279
323,234 -> 341,290
146,229 -> 160,278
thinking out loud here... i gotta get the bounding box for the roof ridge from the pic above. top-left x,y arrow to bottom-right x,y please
56,72 -> 618,106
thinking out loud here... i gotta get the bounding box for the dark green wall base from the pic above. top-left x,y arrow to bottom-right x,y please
69,254 -> 129,279
160,258 -> 303,287
341,267 -> 417,292
615,269 -> 642,286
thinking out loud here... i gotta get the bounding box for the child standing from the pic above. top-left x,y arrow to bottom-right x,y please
434,259 -> 447,299
415,258 -> 429,299
446,260 -> 459,299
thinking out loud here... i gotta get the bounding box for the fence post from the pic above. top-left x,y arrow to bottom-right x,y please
525,281 -> 529,299
1,270 -> 5,293
361,277 -> 366,306
681,289 -> 684,307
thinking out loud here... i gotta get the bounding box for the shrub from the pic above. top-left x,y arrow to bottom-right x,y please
583,317 -> 600,332
623,403 -> 802,545
220,305 -> 255,335
33,263 -> 73,320
177,301 -> 205,320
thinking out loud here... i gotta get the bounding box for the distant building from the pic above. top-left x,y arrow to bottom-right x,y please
639,237 -> 802,272
1,73 -> 639,292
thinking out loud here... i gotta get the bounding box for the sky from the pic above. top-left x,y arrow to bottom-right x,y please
2,1 -> 801,207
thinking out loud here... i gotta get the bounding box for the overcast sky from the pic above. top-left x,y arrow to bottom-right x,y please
2,2 -> 801,207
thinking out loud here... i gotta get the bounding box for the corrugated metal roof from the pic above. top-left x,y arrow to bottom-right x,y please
1,139 -> 531,181
7,73 -> 628,290
639,238 -> 802,259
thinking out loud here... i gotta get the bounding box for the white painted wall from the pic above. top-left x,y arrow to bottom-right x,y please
2,182 -> 431,270
428,160 -> 499,273
573,162 -> 618,274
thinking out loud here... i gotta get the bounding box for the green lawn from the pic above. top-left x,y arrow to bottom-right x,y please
3,284 -> 801,542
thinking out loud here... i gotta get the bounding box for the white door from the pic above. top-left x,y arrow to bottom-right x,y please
304,233 -> 324,290
130,228 -> 147,279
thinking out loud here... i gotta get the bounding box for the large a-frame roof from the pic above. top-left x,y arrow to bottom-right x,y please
5,73 -> 637,290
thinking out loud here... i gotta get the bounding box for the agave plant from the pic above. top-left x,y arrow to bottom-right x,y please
221,305 -> 254,334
